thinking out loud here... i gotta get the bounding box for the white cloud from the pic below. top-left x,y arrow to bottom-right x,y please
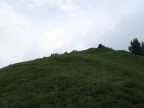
0,1 -> 33,67
37,13 -> 101,50
1,0 -> 144,68
0,1 -> 31,33
25,0 -> 80,15
38,29 -> 72,51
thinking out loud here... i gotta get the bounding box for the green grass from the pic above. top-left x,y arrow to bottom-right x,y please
0,47 -> 144,108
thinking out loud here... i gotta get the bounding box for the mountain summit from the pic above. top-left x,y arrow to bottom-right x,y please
0,47 -> 144,108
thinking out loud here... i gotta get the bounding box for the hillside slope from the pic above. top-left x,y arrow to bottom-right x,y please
0,48 -> 144,108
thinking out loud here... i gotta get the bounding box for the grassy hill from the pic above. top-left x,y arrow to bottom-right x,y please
0,47 -> 144,108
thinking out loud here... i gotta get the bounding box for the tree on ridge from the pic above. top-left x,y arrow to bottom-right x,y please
129,38 -> 144,56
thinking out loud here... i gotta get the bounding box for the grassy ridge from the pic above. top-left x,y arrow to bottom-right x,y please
0,48 -> 144,108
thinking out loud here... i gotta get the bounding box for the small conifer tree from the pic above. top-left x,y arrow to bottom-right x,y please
129,38 -> 143,56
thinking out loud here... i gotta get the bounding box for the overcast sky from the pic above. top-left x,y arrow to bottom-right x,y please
0,0 -> 144,68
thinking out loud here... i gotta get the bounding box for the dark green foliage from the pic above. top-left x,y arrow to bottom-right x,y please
70,50 -> 78,53
64,51 -> 68,54
51,53 -> 59,57
142,42 -> 144,49
129,38 -> 144,56
98,44 -> 105,48
142,42 -> 144,55
0,48 -> 144,108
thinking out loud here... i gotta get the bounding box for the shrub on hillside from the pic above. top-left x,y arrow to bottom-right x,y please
129,38 -> 144,56
64,51 -> 68,54
98,44 -> 105,48
51,53 -> 59,57
142,42 -> 144,55
71,50 -> 78,53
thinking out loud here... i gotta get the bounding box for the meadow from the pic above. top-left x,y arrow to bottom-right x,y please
0,47 -> 144,108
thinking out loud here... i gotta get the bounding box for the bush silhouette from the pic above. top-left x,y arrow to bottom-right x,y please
98,44 -> 105,48
129,38 -> 144,56
142,42 -> 144,55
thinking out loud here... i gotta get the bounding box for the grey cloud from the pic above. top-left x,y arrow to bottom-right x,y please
99,8 -> 144,50
1,0 -> 144,68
